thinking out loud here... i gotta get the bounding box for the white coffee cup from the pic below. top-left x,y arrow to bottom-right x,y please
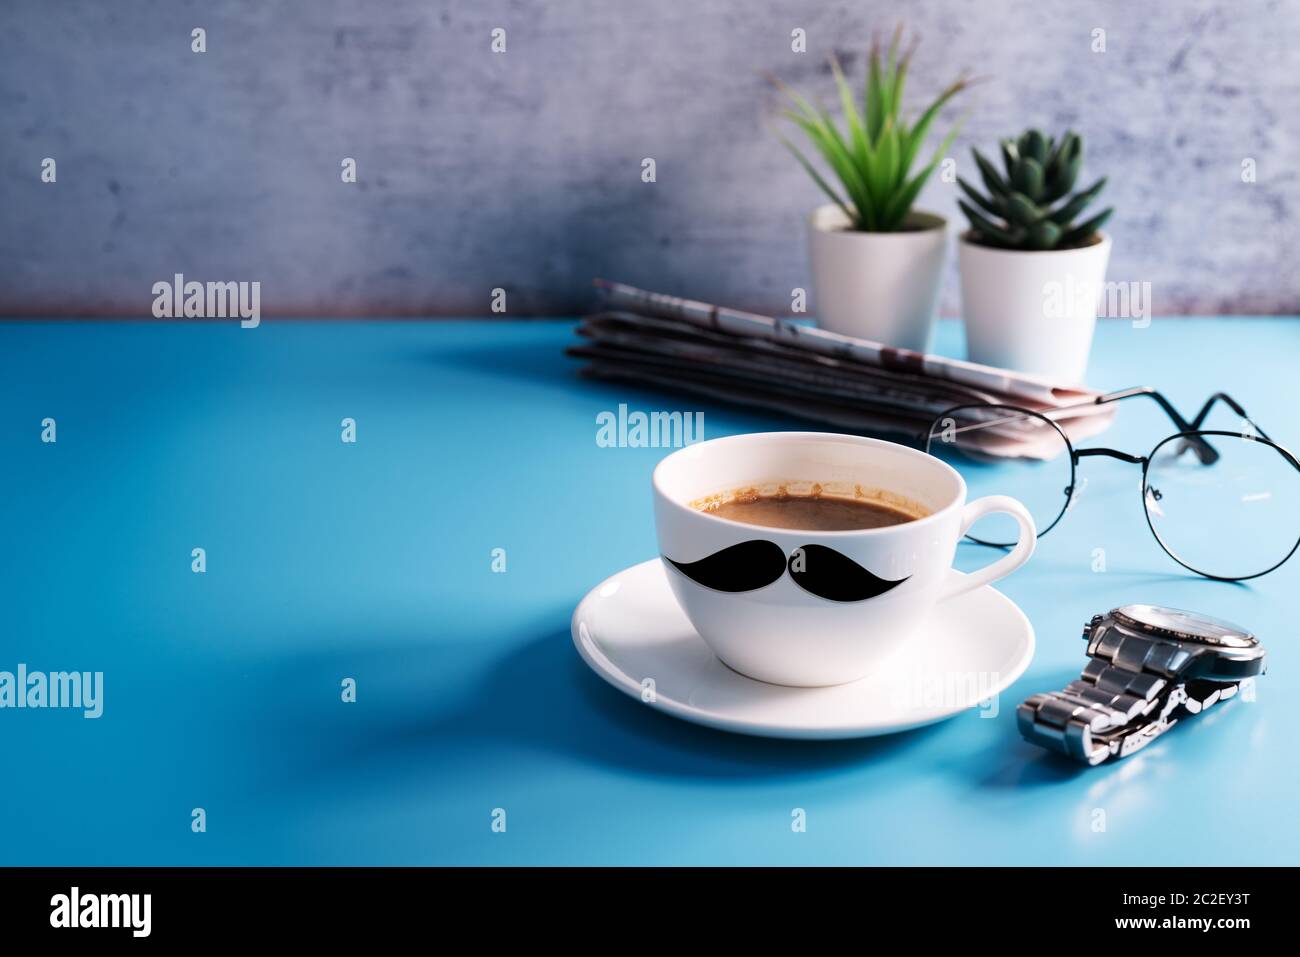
652,432 -> 1036,686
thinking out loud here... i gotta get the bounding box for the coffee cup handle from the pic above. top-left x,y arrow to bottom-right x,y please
938,495 -> 1036,602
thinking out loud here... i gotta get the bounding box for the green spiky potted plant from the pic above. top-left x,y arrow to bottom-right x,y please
773,28 -> 968,352
957,129 -> 1114,383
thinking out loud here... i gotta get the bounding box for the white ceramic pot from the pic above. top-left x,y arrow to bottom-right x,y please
808,204 -> 947,353
958,231 -> 1112,384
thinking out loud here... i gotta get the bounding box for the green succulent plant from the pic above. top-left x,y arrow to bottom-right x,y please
957,129 -> 1113,250
772,27 -> 969,232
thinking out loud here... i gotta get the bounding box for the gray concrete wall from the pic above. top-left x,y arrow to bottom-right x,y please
1,0 -> 1296,316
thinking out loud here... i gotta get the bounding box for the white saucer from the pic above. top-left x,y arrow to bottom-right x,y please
571,559 -> 1035,740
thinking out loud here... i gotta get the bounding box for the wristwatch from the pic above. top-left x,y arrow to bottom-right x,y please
1017,604 -> 1266,765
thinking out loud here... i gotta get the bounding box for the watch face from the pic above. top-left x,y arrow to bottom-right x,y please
1113,604 -> 1256,647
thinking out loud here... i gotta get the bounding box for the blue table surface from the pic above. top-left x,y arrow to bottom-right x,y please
1,316 -> 1297,866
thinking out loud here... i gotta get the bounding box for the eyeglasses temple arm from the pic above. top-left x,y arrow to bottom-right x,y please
1188,391 -> 1272,441
1095,387 -> 1219,464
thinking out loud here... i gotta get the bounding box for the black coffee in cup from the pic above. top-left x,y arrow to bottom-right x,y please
701,490 -> 924,531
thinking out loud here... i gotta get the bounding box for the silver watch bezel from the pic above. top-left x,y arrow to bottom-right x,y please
1110,604 -> 1257,649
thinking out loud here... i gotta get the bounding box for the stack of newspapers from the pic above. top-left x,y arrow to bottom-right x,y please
568,280 -> 1116,459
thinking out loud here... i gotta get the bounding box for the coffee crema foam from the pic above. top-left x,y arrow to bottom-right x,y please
689,481 -> 931,522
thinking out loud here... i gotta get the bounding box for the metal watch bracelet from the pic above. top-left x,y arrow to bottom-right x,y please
1016,618 -> 1246,765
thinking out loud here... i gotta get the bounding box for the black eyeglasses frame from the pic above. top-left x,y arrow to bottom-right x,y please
925,388 -> 1300,581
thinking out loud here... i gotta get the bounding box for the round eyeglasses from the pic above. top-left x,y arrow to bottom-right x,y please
924,393 -> 1300,581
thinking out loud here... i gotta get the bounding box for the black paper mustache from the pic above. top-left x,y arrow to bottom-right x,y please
665,540 -> 909,603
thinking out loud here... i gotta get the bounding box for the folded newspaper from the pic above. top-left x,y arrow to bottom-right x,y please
567,281 -> 1118,460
